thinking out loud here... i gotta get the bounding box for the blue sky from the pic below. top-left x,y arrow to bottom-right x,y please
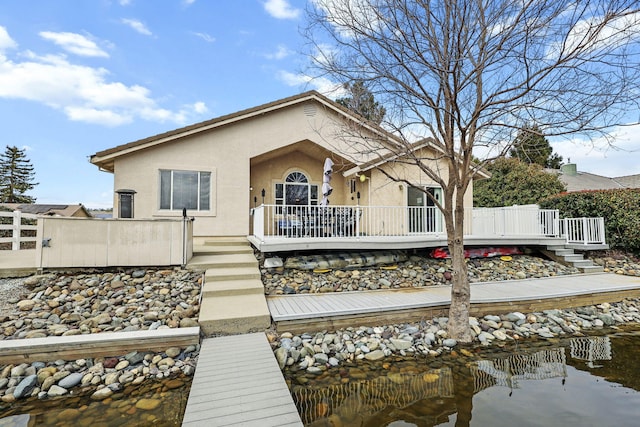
0,0 -> 638,208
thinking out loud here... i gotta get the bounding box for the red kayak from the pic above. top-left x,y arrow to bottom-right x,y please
431,246 -> 522,259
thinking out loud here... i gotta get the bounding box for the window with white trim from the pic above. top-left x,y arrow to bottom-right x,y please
159,169 -> 211,210
275,171 -> 318,213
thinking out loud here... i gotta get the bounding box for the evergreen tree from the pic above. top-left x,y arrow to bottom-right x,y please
0,146 -> 38,203
509,125 -> 563,169
336,81 -> 386,124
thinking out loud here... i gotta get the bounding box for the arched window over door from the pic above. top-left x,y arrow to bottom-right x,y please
275,171 -> 318,213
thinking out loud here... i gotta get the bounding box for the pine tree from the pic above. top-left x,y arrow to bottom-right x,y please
336,81 -> 386,124
509,125 -> 563,169
0,146 -> 38,203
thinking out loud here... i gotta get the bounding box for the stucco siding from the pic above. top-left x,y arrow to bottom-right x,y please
105,97 -> 476,238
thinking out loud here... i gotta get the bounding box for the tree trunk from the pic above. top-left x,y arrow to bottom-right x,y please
447,201 -> 472,342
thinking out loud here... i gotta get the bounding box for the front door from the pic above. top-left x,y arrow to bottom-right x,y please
408,186 -> 442,233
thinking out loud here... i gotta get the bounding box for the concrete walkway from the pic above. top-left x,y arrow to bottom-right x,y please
181,333 -> 303,427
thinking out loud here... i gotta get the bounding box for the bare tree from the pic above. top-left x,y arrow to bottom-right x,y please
305,0 -> 640,341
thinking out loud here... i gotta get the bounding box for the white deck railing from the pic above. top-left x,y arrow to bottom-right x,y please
0,210 -> 38,250
252,204 -> 606,245
561,217 -> 606,245
470,206 -> 561,237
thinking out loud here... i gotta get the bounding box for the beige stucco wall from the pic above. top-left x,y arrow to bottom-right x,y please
36,217 -> 191,268
107,100 -> 475,237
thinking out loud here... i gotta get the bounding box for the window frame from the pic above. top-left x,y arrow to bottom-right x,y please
159,169 -> 211,211
274,171 -> 318,214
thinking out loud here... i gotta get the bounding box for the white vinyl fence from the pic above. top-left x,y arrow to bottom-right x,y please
0,210 -> 38,250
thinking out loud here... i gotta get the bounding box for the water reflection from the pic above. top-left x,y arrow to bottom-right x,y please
286,330 -> 640,426
0,377 -> 190,427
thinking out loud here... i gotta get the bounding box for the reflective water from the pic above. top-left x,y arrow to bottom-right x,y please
285,327 -> 640,427
0,377 -> 191,427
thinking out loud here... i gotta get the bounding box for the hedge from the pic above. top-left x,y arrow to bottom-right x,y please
540,188 -> 640,253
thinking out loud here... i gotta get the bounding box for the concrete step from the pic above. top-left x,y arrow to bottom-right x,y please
205,267 -> 261,282
202,236 -> 250,246
202,278 -> 265,297
545,245 -> 568,251
553,249 -> 576,256
194,244 -> 254,256
579,265 -> 605,274
568,259 -> 595,268
188,253 -> 258,270
198,293 -> 271,336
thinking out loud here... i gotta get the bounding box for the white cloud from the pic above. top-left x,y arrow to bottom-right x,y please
192,101 -> 208,114
119,0 -> 132,5
264,0 -> 301,20
192,32 -> 216,43
552,125 -> 640,177
0,28 -> 206,127
277,70 -> 347,97
121,18 -> 152,36
0,26 -> 18,51
39,31 -> 109,58
264,44 -> 292,60
183,0 -> 196,5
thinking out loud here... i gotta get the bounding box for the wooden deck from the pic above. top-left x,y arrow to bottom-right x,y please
182,333 -> 303,427
248,235 -> 579,253
268,273 -> 640,332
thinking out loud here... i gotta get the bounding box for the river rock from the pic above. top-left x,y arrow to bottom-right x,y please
91,387 -> 113,400
364,350 -> 385,361
47,385 -> 68,397
58,372 -> 83,389
13,375 -> 38,399
442,339 -> 457,348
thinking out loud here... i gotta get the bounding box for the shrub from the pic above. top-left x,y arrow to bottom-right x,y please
474,158 -> 566,207
540,189 -> 640,253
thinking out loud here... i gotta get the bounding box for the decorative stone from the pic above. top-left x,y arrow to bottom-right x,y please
58,372 -> 83,389
364,350 -> 385,361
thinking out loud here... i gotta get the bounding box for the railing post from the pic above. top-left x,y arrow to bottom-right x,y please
582,217 -> 588,245
12,210 -> 21,250
598,217 -> 606,245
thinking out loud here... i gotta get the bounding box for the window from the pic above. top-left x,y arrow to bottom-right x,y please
160,170 -> 211,210
275,171 -> 318,212
116,189 -> 136,218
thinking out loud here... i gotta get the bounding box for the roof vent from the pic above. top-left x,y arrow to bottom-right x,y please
561,163 -> 577,176
303,104 -> 317,117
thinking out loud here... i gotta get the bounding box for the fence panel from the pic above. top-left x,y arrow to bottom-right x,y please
0,210 -> 38,250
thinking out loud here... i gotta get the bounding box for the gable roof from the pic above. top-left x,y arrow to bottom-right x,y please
90,90 -> 404,173
0,203 -> 92,217
549,166 -> 626,192
613,174 -> 640,188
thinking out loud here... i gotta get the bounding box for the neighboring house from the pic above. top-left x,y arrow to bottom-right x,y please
549,163 -> 629,192
0,203 -> 92,217
90,91 -> 485,238
613,174 -> 640,189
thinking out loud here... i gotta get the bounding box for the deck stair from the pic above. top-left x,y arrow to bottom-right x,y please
541,244 -> 604,274
189,237 -> 271,336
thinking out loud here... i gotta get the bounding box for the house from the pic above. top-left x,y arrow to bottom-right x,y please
0,203 -> 92,218
549,163 -> 639,192
613,174 -> 640,189
90,91 -> 482,241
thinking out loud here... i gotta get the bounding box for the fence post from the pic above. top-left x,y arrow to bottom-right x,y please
598,217 -> 606,245
12,210 -> 21,250
582,217 -> 588,245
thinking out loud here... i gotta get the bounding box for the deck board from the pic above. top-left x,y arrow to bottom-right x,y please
182,333 -> 303,427
267,273 -> 640,322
